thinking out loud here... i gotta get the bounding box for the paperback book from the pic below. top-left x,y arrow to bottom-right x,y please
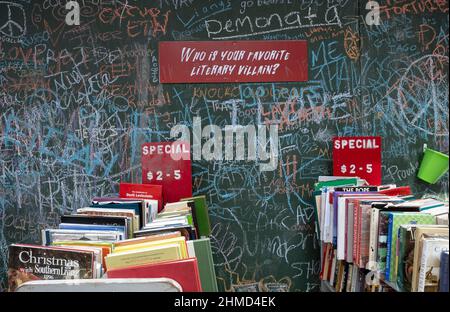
8,244 -> 94,292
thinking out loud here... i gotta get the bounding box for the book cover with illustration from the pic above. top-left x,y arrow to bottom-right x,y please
418,237 -> 449,292
386,213 -> 436,282
7,244 -> 94,292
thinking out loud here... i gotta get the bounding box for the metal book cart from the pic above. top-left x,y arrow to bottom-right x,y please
15,278 -> 183,292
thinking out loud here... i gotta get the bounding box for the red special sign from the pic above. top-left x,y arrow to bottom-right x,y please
142,141 -> 192,205
333,137 -> 382,185
159,40 -> 308,83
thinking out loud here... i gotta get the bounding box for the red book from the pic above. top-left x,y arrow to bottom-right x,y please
320,244 -> 328,280
106,258 -> 202,292
141,141 -> 192,205
378,186 -> 412,196
327,248 -> 335,281
120,183 -> 163,212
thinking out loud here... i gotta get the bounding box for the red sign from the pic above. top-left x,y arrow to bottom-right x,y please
159,40 -> 308,83
142,141 -> 192,205
333,137 -> 382,185
119,183 -> 163,212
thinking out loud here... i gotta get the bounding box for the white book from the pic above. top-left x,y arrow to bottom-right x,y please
142,199 -> 159,225
324,188 -> 334,243
368,207 -> 380,271
436,214 -> 448,225
346,202 -> 354,263
163,201 -> 191,212
186,240 -> 196,258
320,189 -> 328,242
422,206 -> 449,216
346,264 -> 353,292
351,264 -> 359,292
337,197 -> 348,259
418,237 -> 449,292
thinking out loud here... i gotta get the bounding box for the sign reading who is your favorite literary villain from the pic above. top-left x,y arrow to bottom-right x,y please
159,41 -> 308,83
333,137 -> 382,185
142,142 -> 192,205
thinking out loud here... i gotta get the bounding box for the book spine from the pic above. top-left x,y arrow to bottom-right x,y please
320,243 -> 327,280
368,208 -> 379,271
328,248 -> 335,282
358,205 -> 368,268
41,229 -> 47,246
385,214 -> 394,280
394,226 -> 401,283
397,229 -> 407,291
440,253 -> 449,292
417,241 -> 430,292
356,203 -> 362,265
352,201 -> 358,263
346,264 -> 353,292
344,206 -> 350,261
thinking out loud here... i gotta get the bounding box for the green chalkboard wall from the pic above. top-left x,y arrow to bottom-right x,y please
0,0 -> 448,292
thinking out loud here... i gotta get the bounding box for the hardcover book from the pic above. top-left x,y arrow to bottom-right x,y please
113,236 -> 188,259
367,202 -> 418,271
105,244 -> 184,270
112,232 -> 181,249
376,212 -> 391,274
42,229 -> 122,246
119,182 -> 163,212
60,214 -> 131,237
90,198 -> 145,229
181,195 -> 212,238
76,208 -> 139,232
412,227 -> 449,291
397,225 -> 447,292
107,258 -> 202,292
385,212 -> 435,282
186,238 -> 218,292
134,225 -> 197,241
8,244 -> 94,292
418,237 -> 449,292
59,223 -> 127,239
440,251 -> 449,292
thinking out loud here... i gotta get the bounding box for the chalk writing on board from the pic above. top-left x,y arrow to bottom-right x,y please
0,0 -> 448,292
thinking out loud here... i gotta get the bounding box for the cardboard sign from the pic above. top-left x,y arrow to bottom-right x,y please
141,141 -> 192,205
333,137 -> 382,185
119,183 -> 163,212
159,40 -> 308,83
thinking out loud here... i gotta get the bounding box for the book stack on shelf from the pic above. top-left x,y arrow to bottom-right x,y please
7,182 -> 218,293
314,176 -> 449,293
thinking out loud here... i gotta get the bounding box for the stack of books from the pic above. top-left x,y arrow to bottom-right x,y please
7,183 -> 217,292
314,176 -> 449,292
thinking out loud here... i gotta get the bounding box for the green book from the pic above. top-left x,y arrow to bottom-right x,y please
376,212 -> 391,274
181,195 -> 211,237
314,178 -> 358,191
386,212 -> 435,282
187,238 -> 218,292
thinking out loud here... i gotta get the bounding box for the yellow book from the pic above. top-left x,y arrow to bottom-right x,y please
113,237 -> 188,258
105,244 -> 182,270
113,232 -> 181,249
163,201 -> 190,212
